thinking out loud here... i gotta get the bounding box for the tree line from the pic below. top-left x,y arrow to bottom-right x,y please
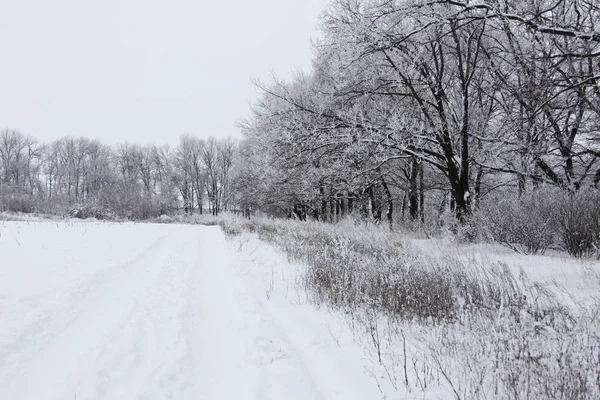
234,0 -> 600,227
0,129 -> 236,218
3,0 -> 599,231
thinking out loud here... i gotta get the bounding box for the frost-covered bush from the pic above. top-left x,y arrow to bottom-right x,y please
0,187 -> 37,213
557,189 -> 600,257
474,191 -> 557,254
476,188 -> 600,258
159,214 -> 172,222
135,198 -> 169,220
70,204 -> 116,220
5,194 -> 36,213
152,212 -> 225,226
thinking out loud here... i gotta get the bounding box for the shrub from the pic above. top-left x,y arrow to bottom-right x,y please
70,203 -> 116,220
475,187 -> 600,257
0,186 -> 37,213
156,214 -> 173,223
474,190 -> 557,254
5,194 -> 36,213
557,189 -> 600,257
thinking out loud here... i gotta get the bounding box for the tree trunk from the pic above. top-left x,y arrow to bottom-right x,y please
380,174 -> 393,230
419,161 -> 425,224
517,173 -> 526,198
330,196 -> 336,222
320,185 -> 328,222
368,186 -> 374,220
401,189 -> 407,222
408,157 -> 419,220
473,166 -> 483,209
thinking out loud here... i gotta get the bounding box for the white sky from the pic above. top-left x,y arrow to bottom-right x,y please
0,0 -> 329,145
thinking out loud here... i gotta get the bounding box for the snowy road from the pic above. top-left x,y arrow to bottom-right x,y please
0,222 -> 379,400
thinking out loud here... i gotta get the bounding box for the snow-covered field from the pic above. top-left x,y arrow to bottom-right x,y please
0,220 -> 383,400
1,219 -> 599,400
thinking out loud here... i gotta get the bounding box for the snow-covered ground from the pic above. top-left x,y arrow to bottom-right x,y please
410,236 -> 600,309
0,220 -> 383,400
1,219 -> 598,400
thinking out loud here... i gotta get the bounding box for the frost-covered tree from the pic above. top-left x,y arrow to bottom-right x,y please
235,0 -> 600,225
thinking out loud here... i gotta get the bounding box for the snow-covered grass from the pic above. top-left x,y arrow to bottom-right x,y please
0,211 -> 67,222
221,216 -> 600,399
148,213 -> 222,226
1,215 -> 598,399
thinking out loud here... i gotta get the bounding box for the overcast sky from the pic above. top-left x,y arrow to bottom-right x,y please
0,0 -> 329,145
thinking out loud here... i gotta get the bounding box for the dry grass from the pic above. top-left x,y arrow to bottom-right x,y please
221,215 -> 600,399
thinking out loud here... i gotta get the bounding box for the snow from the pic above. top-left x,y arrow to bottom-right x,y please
1,219 -> 597,400
0,220 -> 384,400
410,237 -> 600,308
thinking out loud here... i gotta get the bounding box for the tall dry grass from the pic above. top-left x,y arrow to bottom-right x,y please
221,215 -> 600,399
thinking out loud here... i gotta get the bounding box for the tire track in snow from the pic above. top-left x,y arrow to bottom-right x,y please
1,226 -> 195,400
190,229 -> 327,400
1,223 -> 377,400
0,226 -> 181,376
